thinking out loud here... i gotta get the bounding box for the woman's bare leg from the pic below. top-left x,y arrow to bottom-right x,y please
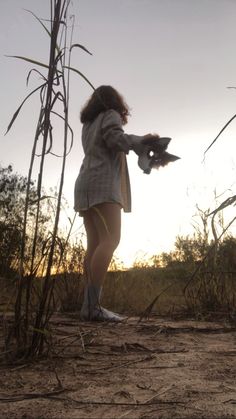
83,213 -> 99,283
81,212 -> 99,316
81,203 -> 122,321
89,202 -> 121,287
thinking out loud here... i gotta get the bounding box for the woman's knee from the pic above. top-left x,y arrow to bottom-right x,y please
111,233 -> 120,250
102,234 -> 120,252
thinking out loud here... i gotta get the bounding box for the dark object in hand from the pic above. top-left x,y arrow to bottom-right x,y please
138,137 -> 180,174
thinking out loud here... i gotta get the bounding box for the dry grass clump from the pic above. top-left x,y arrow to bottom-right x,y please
184,271 -> 236,321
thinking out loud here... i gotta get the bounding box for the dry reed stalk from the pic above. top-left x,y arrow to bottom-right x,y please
5,0 -> 94,359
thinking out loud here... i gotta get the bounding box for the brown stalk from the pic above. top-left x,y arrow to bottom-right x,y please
4,0 -> 94,360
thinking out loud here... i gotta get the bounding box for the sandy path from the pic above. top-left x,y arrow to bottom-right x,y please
0,315 -> 236,418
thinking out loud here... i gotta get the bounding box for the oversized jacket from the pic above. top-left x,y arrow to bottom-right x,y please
74,109 -> 146,214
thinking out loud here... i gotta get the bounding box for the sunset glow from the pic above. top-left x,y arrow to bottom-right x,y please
1,0 -> 236,267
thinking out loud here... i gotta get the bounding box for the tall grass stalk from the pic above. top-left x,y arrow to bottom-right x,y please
5,0 -> 94,359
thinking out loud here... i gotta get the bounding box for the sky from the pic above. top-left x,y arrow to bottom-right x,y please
1,0 -> 236,267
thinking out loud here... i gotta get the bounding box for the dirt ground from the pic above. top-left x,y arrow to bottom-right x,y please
0,314 -> 236,419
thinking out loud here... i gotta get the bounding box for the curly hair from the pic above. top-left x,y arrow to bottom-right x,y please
80,85 -> 130,125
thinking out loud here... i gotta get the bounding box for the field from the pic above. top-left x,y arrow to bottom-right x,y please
0,270 -> 236,418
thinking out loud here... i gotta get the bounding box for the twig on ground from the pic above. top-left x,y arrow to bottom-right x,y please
84,354 -> 155,374
10,364 -> 29,372
78,329 -> 86,352
0,388 -> 68,403
118,384 -> 175,418
53,367 -> 63,389
223,399 -> 236,404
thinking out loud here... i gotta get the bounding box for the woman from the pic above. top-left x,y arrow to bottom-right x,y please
74,85 -> 156,321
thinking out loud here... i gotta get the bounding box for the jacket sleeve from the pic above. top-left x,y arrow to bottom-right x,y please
101,109 -> 145,154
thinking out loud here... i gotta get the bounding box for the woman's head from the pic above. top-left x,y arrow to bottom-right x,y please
80,85 -> 130,125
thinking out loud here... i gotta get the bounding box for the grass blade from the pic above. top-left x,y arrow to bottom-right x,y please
204,113 -> 236,155
63,65 -> 95,90
6,55 -> 49,69
50,110 -> 74,156
5,83 -> 46,134
209,195 -> 236,216
70,43 -> 93,55
24,9 -> 51,38
26,69 -> 47,86
24,9 -> 61,53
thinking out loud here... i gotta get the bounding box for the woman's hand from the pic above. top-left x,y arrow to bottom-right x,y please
142,133 -> 160,145
132,133 -> 160,156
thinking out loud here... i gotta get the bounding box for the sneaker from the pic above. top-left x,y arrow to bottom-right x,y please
80,305 -> 126,322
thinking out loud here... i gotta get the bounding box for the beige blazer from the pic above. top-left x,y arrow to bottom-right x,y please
74,109 -> 145,214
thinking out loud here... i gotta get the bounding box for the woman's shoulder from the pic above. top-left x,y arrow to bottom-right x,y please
101,109 -> 122,126
82,110 -> 122,133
